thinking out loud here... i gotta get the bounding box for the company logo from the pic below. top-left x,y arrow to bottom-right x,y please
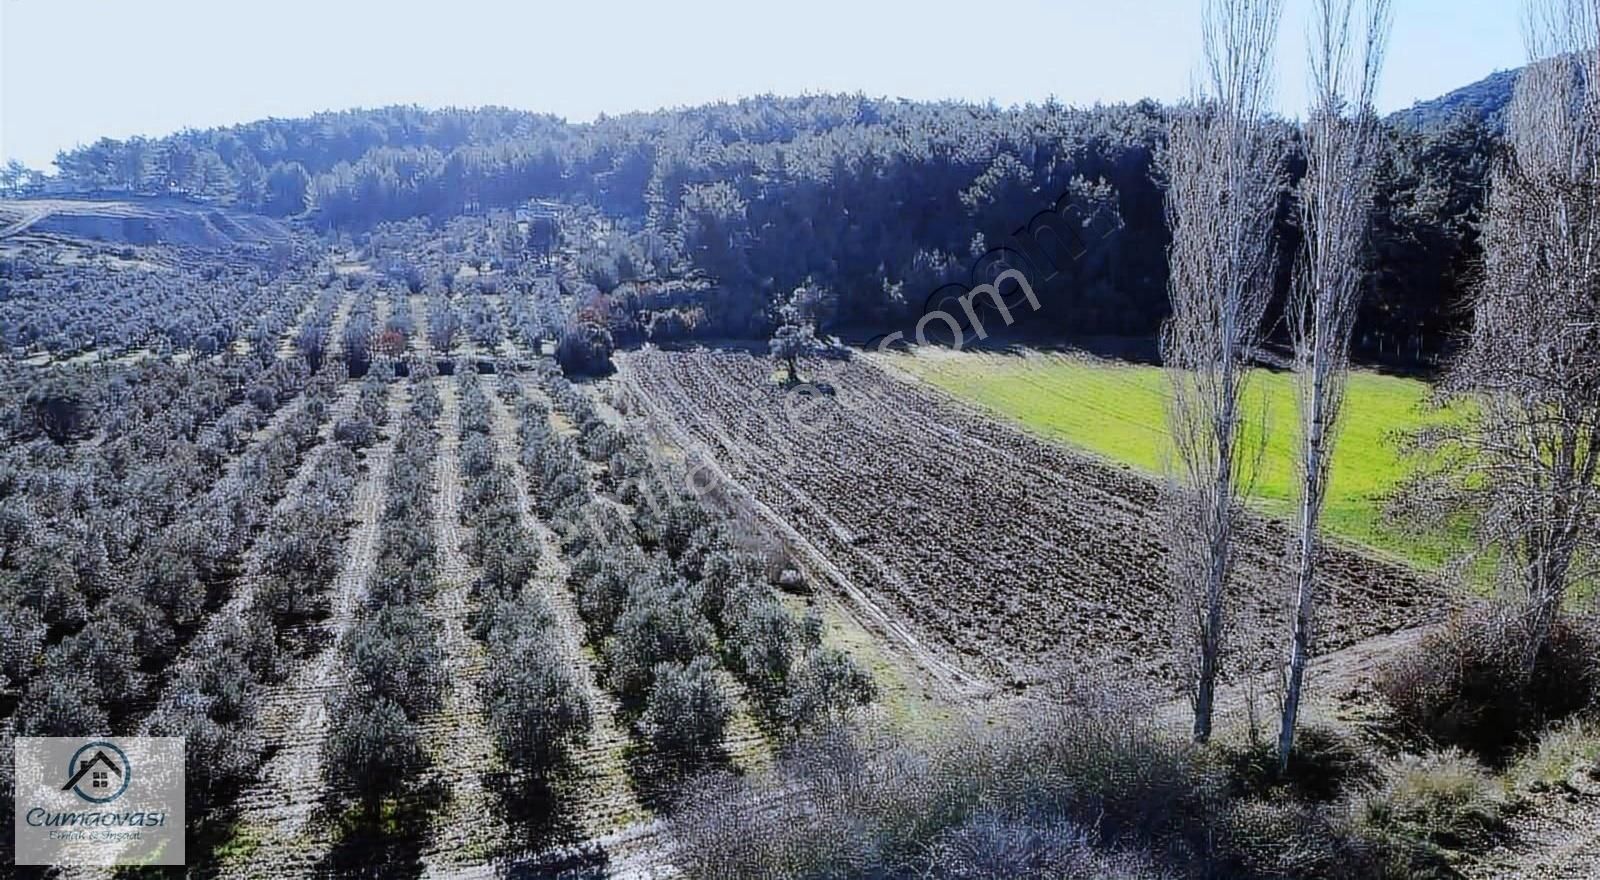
61,742 -> 131,804
12,736 -> 185,866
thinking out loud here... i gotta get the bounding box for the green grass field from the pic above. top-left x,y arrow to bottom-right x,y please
887,349 -> 1463,569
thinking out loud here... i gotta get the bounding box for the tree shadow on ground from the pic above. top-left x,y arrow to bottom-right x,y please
314,777 -> 446,878
622,738 -> 737,815
482,765 -> 591,859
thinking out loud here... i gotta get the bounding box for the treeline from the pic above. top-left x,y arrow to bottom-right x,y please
38,97 -> 1499,359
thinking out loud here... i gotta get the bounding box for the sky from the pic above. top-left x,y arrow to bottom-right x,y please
1,0 -> 1527,171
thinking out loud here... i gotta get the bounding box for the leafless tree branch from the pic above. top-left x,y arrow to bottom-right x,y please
1162,0 -> 1285,744
1277,0 -> 1392,772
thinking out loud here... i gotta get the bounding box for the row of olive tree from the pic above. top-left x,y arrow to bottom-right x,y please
454,369 -> 594,781
542,368 -> 874,746
325,373 -> 447,814
4,354 -> 339,735
2,245 -> 320,360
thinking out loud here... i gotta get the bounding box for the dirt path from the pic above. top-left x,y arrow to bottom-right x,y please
213,382 -> 406,879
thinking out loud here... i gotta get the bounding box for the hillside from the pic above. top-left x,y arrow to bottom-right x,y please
0,197 -> 295,249
1389,67 -> 1520,131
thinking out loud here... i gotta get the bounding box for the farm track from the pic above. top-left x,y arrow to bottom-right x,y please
210,382 -> 407,880
618,349 -> 1454,700
327,290 -> 358,353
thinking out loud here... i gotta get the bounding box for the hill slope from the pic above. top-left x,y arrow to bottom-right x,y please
0,197 -> 295,248
1389,67 -> 1520,131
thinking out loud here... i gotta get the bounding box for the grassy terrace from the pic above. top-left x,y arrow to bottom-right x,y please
884,348 -> 1465,570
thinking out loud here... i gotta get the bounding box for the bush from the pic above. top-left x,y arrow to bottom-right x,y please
1507,717 -> 1600,792
671,689 -> 1218,879
1358,749 -> 1509,853
922,809 -> 1172,880
1376,606 -> 1600,764
1220,725 -> 1379,802
641,658 -> 732,762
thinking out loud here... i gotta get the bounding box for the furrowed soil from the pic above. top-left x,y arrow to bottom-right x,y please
617,349 -> 1456,697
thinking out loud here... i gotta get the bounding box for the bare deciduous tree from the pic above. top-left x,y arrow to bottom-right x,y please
1162,0 -> 1284,743
1426,0 -> 1600,659
1278,0 -> 1393,771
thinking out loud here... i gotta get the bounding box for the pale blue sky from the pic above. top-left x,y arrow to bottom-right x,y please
1,0 -> 1525,171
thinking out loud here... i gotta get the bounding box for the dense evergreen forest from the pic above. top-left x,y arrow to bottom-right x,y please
5,91 -> 1504,361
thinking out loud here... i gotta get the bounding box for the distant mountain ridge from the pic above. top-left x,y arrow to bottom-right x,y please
1388,67 -> 1520,131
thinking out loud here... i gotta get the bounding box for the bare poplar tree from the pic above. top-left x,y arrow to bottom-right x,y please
1278,0 -> 1392,771
1162,0 -> 1285,744
1429,0 -> 1600,659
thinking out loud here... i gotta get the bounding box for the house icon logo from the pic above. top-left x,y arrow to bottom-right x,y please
60,741 -> 131,804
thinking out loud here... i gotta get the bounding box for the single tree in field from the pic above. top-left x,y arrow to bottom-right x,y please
769,296 -> 819,386
1162,0 -> 1284,744
1278,0 -> 1393,771
1411,0 -> 1600,662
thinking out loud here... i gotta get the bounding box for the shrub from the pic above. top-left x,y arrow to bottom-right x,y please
641,658 -> 732,762
1507,717 -> 1600,792
1357,749 -> 1509,853
1220,725 -> 1379,803
1376,606 -> 1600,764
922,809 -> 1172,880
671,688 -> 1216,879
